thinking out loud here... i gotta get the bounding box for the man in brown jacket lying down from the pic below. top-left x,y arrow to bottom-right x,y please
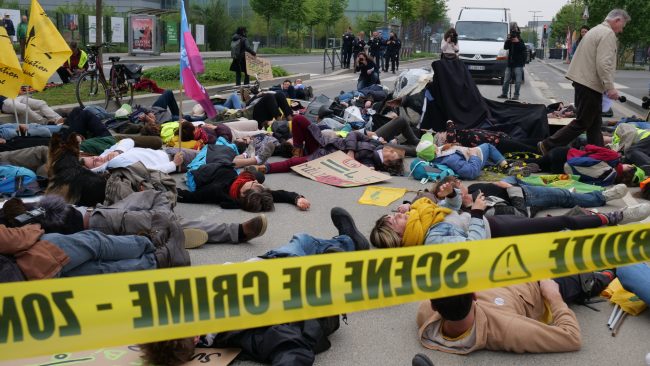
416,272 -> 613,354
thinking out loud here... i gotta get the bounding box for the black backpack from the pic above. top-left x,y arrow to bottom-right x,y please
231,38 -> 242,58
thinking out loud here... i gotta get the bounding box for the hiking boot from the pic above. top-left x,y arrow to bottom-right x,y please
331,207 -> 369,250
239,214 -> 268,242
497,94 -> 507,99
257,142 -> 275,164
412,353 -> 434,366
183,228 -> 209,249
166,219 -> 191,267
155,246 -> 172,268
602,184 -> 628,202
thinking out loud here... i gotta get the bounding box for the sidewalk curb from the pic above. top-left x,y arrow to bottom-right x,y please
541,59 -> 646,110
42,73 -> 311,111
313,56 -> 432,79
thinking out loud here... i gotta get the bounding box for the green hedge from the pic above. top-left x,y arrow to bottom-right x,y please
143,60 -> 288,83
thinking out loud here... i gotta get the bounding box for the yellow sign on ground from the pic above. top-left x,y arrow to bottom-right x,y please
358,186 -> 407,206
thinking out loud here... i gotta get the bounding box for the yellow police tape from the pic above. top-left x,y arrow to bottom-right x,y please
2,223 -> 649,361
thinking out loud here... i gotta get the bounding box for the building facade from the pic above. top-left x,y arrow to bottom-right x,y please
22,0 -> 385,21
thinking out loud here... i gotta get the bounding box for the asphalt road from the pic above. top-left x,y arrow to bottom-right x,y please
171,58 -> 650,365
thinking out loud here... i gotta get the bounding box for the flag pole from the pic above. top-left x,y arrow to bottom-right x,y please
176,85 -> 184,172
23,90 -> 30,126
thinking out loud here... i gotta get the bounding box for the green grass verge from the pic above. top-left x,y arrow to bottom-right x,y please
143,60 -> 288,82
31,60 -> 288,107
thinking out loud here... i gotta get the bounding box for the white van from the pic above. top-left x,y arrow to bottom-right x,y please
456,7 -> 510,83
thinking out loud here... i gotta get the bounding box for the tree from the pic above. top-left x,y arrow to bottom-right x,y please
583,0 -> 650,65
521,29 -> 539,47
550,2 -> 585,45
389,0 -> 417,32
325,0 -> 347,38
415,0 -> 446,25
250,0 -> 283,46
356,13 -> 383,35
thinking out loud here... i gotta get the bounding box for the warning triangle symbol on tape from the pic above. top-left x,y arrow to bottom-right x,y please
489,244 -> 532,283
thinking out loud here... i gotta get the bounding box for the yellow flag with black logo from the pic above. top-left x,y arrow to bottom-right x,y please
22,0 -> 72,91
0,27 -> 23,98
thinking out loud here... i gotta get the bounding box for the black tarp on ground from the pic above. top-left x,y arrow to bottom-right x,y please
421,57 -> 550,140
481,99 -> 550,139
423,57 -> 488,131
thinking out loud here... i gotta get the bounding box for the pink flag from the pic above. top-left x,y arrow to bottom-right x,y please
180,0 -> 216,118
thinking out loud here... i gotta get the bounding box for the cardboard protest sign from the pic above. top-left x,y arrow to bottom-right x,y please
291,151 -> 390,187
245,53 -> 273,81
3,345 -> 240,366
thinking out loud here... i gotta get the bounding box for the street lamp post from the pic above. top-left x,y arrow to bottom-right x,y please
528,10 -> 541,45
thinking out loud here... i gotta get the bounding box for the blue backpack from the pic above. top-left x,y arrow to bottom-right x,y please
409,158 -> 456,183
0,165 -> 38,196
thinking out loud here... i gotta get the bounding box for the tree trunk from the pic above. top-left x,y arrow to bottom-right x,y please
96,0 -> 102,59
266,15 -> 271,48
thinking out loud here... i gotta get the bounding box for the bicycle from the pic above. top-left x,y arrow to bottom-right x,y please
75,43 -> 142,109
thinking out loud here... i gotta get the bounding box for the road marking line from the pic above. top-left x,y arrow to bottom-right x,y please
559,82 -> 573,89
318,74 -> 355,81
614,82 -> 629,89
530,80 -> 548,88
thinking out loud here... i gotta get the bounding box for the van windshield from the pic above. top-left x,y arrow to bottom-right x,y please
456,21 -> 508,41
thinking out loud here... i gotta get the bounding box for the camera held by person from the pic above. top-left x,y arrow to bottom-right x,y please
497,22 -> 526,100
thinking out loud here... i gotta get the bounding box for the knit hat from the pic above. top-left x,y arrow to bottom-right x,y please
37,195 -> 84,234
114,104 -> 132,119
416,132 -> 437,161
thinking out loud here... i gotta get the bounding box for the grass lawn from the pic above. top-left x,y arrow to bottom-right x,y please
31,60 -> 288,107
30,80 -> 228,108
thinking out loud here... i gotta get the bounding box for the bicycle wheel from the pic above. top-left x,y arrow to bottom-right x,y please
113,82 -> 134,107
76,71 -> 109,109
110,67 -> 134,107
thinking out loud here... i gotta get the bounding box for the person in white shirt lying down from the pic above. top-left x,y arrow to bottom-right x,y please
80,138 -> 261,174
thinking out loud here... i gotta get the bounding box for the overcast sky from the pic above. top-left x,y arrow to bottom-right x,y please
446,0 -> 571,26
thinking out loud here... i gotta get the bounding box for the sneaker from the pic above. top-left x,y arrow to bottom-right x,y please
239,214 -> 268,242
497,94 -> 507,99
602,184 -> 628,202
330,207 -> 370,250
412,353 -> 434,366
257,142 -> 275,164
511,95 -> 519,100
183,228 -> 208,249
619,203 -> 650,224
